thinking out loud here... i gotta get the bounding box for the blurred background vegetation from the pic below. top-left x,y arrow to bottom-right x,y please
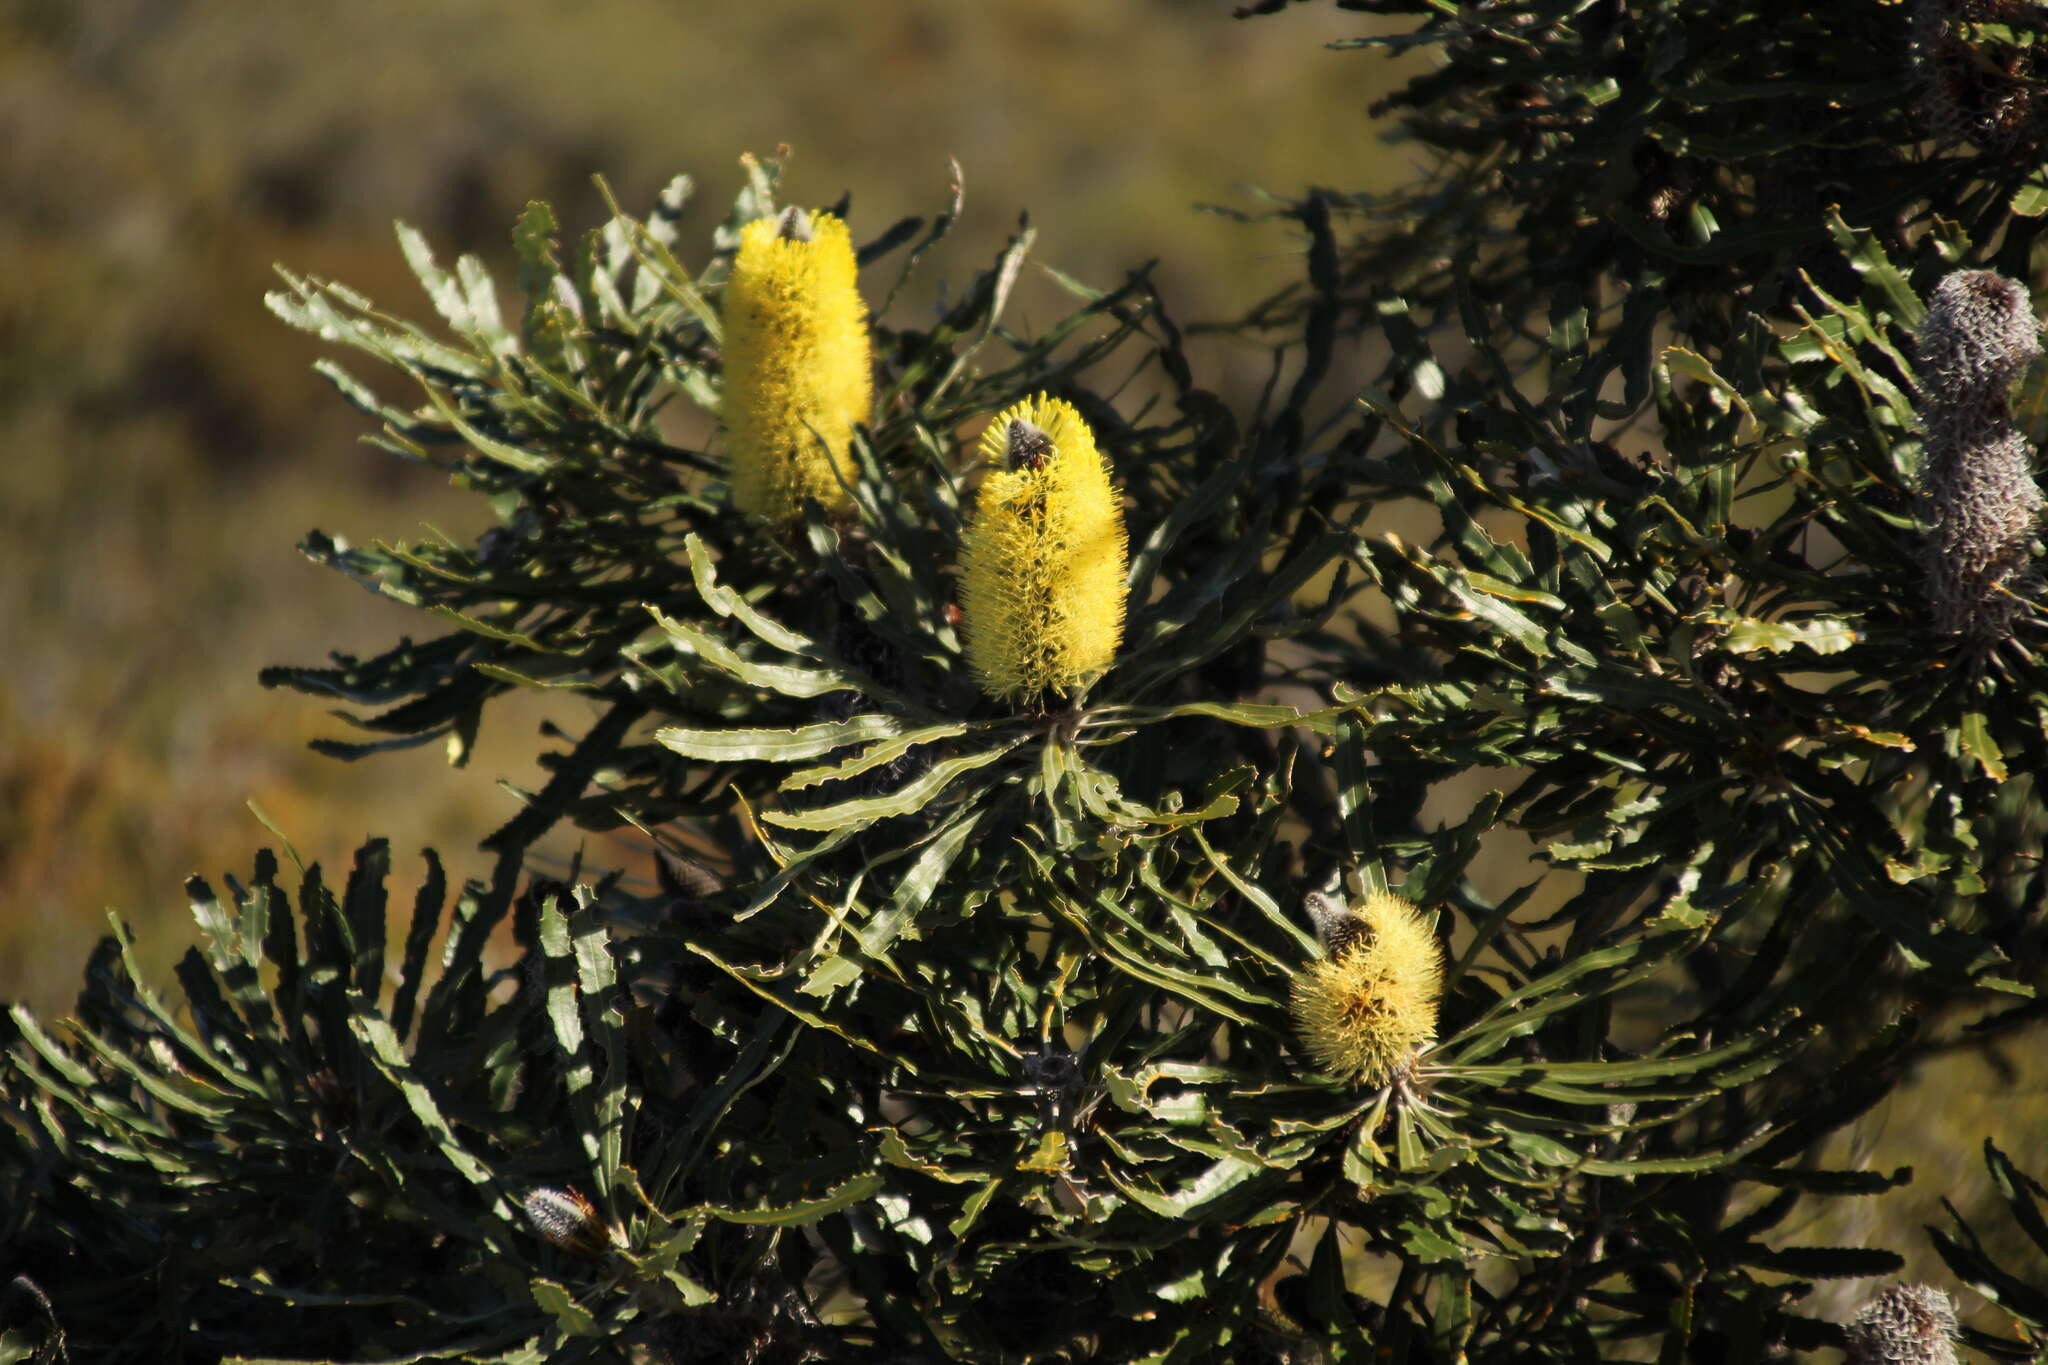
2,0 -> 2040,1334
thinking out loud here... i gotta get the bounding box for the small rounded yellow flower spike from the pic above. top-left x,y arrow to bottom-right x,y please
720,208 -> 874,526
1290,891 -> 1444,1086
958,396 -> 1129,704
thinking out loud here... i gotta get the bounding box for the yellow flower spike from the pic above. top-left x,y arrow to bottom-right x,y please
958,396 -> 1129,705
720,207 -> 874,526
1290,891 -> 1444,1086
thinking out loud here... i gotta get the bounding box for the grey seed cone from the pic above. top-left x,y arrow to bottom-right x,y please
1917,269 -> 2045,640
1304,891 -> 1372,958
1844,1283 -> 1958,1365
1919,271 -> 2040,407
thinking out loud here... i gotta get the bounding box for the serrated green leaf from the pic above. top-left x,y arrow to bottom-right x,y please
346,1005 -> 520,1236
1711,612 -> 1858,656
694,1170 -> 883,1226
2014,169 -> 2048,218
1959,711 -> 2010,781
529,1277 -> 603,1337
657,714 -> 916,763
948,1177 -> 1004,1239
1737,1244 -> 1904,1278
650,607 -> 862,700
779,723 -> 972,793
762,739 -> 1020,832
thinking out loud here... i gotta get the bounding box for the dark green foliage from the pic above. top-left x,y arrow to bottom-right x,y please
0,839 -> 911,1363
6,2 -> 2048,1361
1931,1142 -> 2048,1359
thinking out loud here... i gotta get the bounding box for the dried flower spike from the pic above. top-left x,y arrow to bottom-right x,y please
1916,269 -> 2044,640
1290,890 -> 1444,1086
720,208 -> 874,526
1844,1283 -> 1958,1365
1919,269 -> 2040,404
1913,0 -> 2045,153
958,395 -> 1128,704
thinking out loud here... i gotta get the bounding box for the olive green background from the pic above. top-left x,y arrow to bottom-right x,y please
0,0 -> 1393,1005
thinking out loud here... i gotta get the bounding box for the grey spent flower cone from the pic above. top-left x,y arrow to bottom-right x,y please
1844,1283 -> 1958,1365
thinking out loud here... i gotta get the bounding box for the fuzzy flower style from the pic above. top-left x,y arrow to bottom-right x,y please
1291,891 -> 1444,1086
958,396 -> 1128,704
520,1186 -> 611,1259
720,207 -> 873,526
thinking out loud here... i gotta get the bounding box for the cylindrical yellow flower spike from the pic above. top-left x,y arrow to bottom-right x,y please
958,396 -> 1128,705
720,207 -> 874,526
1290,891 -> 1444,1086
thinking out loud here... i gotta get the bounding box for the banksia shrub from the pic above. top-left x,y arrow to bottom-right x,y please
1290,890 -> 1443,1086
1917,269 -> 2044,640
957,395 -> 1127,704
1844,1284 -> 1959,1365
721,206 -> 873,525
24,2 -> 2048,1358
